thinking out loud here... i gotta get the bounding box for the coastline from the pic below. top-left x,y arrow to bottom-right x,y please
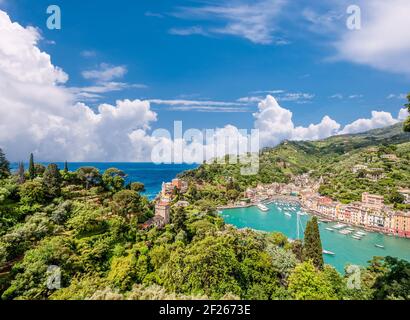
219,195 -> 410,239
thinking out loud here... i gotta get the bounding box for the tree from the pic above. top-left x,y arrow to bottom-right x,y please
76,167 -> 102,189
29,153 -> 35,180
19,180 -> 46,205
270,232 -> 288,247
172,207 -> 187,232
18,162 -> 25,184
102,168 -> 126,192
43,164 -> 62,198
303,217 -> 324,270
112,190 -> 143,220
288,261 -> 337,300
291,240 -> 304,262
372,257 -> 410,300
404,93 -> 410,132
34,163 -> 46,177
0,148 -> 10,179
64,161 -> 69,173
389,190 -> 405,205
130,182 -> 145,193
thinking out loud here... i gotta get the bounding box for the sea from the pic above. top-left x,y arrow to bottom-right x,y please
222,202 -> 410,272
10,162 -> 197,200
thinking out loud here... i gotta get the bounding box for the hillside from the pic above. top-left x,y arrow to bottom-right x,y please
180,123 -> 410,206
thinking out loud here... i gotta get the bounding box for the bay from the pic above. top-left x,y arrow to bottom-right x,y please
221,201 -> 410,272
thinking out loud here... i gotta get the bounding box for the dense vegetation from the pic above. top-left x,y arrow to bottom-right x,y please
1,123 -> 410,300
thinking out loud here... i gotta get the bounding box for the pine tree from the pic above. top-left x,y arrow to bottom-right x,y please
64,161 -> 69,173
172,207 -> 187,232
0,148 -> 10,179
303,216 -> 324,270
18,162 -> 25,184
43,163 -> 62,198
29,153 -> 35,180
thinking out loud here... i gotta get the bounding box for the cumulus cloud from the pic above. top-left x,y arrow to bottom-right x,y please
253,95 -> 406,147
339,111 -> 399,135
253,95 -> 340,147
0,10 -> 158,162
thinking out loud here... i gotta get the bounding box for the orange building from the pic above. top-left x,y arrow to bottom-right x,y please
391,212 -> 410,238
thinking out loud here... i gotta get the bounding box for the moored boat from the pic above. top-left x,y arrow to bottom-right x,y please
257,203 -> 269,212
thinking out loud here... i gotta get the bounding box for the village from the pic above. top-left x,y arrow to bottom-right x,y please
142,167 -> 410,239
242,173 -> 410,239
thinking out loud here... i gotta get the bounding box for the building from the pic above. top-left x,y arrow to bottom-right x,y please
365,168 -> 385,181
391,212 -> 410,238
161,182 -> 174,197
381,154 -> 399,161
362,192 -> 384,210
366,210 -> 386,229
154,202 -> 171,228
175,200 -> 190,208
352,164 -> 368,174
172,179 -> 188,193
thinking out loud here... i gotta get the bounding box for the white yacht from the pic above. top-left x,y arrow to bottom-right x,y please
257,203 -> 269,212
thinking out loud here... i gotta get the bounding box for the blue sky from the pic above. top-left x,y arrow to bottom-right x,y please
0,0 -> 409,161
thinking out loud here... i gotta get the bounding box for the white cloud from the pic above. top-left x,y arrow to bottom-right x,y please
71,82 -> 147,102
169,26 -> 208,36
237,96 -> 264,103
0,10 -> 157,162
253,95 -> 340,147
81,50 -> 97,58
387,93 -> 407,100
172,0 -> 288,44
148,98 -> 249,112
335,0 -> 410,75
398,108 -> 409,121
239,91 -> 314,105
339,111 -> 399,135
82,63 -> 127,81
0,9 -> 406,164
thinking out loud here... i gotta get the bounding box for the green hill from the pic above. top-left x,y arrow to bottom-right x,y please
180,123 -> 410,206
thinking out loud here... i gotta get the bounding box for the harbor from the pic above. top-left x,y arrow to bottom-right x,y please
220,201 -> 410,273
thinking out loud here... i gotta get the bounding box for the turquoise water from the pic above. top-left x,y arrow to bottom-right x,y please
222,202 -> 410,273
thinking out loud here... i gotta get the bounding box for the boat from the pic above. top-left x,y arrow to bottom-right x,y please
356,231 -> 367,236
339,229 -> 353,235
333,224 -> 346,230
352,235 -> 362,240
284,212 -> 292,218
257,203 -> 269,212
375,244 -> 385,249
323,250 -> 335,256
325,227 -> 334,232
